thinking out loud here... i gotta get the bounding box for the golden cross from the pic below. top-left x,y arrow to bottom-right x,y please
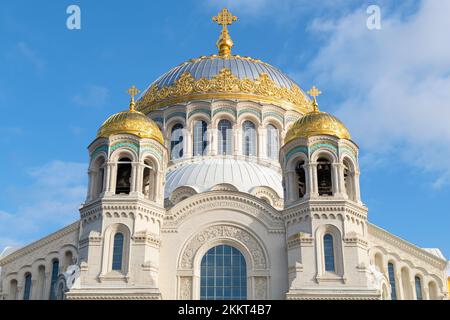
127,85 -> 140,111
307,86 -> 322,112
212,8 -> 237,31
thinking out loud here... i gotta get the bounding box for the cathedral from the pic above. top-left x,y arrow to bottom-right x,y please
0,8 -> 448,300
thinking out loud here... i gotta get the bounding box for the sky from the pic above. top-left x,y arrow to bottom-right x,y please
0,0 -> 449,258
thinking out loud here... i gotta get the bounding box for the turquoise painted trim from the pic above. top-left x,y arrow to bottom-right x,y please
263,111 -> 284,123
238,108 -> 262,120
188,109 -> 211,119
91,145 -> 109,159
166,112 -> 186,121
339,146 -> 357,162
309,143 -> 338,156
212,107 -> 237,117
110,141 -> 139,154
285,146 -> 308,162
141,145 -> 163,161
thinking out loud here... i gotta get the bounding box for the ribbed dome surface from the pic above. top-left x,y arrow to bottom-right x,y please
165,158 -> 282,198
152,55 -> 297,89
97,109 -> 164,143
284,111 -> 351,143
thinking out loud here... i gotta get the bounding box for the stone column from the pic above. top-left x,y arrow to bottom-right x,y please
233,125 -> 241,156
86,169 -> 95,202
286,170 -> 296,202
354,171 -> 362,203
338,163 -> 348,198
331,163 -> 343,197
130,163 -> 138,194
309,163 -> 319,197
43,271 -> 52,300
257,126 -> 265,159
210,128 -> 219,156
185,131 -> 193,158
135,164 -> 144,196
106,162 -> 116,195
395,271 -> 404,300
423,285 -> 429,300
302,162 -> 310,199
207,125 -> 214,156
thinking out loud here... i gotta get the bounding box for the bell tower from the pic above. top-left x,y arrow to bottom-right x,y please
66,86 -> 168,300
280,87 -> 380,299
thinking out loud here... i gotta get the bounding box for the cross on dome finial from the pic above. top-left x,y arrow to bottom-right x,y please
212,8 -> 238,56
127,85 -> 140,112
307,86 -> 322,112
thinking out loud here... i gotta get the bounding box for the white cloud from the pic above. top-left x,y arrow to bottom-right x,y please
72,85 -> 109,108
0,161 -> 87,251
17,42 -> 45,73
304,0 -> 450,187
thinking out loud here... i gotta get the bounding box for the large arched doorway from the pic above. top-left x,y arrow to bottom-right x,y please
200,245 -> 247,300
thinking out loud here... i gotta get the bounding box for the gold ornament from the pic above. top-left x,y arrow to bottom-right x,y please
212,8 -> 237,56
97,86 -> 164,144
136,67 -> 311,114
284,86 -> 351,143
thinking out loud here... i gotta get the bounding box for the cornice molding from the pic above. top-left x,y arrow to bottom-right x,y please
0,222 -> 79,266
368,223 -> 447,269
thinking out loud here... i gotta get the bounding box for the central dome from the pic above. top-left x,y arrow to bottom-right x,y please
136,55 -> 311,114
165,158 -> 283,198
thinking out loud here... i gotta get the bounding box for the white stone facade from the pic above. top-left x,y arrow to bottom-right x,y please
0,98 -> 448,301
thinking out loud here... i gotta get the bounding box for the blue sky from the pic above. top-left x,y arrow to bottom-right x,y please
0,0 -> 449,258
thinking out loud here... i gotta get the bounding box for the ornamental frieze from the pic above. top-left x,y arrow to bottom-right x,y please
180,225 -> 267,269
165,195 -> 283,229
137,68 -> 311,113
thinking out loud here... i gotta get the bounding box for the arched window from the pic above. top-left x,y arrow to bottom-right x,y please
49,259 -> 59,300
170,123 -> 184,160
388,263 -> 397,300
429,281 -> 438,300
92,157 -> 105,199
242,121 -> 256,156
9,279 -> 18,300
64,251 -> 73,271
23,273 -> 32,300
323,234 -> 335,272
266,124 -> 279,160
401,267 -> 412,299
200,245 -> 247,300
415,276 -> 423,300
295,161 -> 306,198
193,120 -> 208,156
218,119 -> 232,155
112,233 -> 124,271
142,159 -> 154,199
115,157 -> 132,194
317,158 -> 333,196
343,159 -> 355,201
36,266 -> 45,300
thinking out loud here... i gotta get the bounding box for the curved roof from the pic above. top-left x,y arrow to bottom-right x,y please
284,110 -> 351,144
136,55 -> 311,114
97,108 -> 164,144
165,158 -> 283,198
152,55 -> 297,89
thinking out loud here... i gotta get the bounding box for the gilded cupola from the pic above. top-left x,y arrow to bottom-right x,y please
284,86 -> 351,144
135,8 -> 312,114
97,86 -> 164,144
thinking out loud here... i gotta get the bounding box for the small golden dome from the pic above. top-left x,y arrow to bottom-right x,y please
97,86 -> 164,144
284,86 -> 351,144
